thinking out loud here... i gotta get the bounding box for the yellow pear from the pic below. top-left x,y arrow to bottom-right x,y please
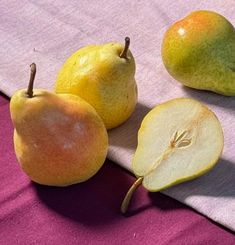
162,10 -> 235,95
121,98 -> 224,213
55,37 -> 137,129
10,64 -> 108,186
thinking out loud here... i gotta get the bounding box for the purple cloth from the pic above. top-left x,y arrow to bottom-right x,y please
1,94 -> 234,245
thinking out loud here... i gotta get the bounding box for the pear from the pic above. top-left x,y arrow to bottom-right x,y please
162,10 -> 235,96
55,37 -> 137,129
121,98 -> 223,213
10,63 -> 108,186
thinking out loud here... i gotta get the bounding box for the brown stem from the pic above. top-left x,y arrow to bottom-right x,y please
120,177 -> 143,214
27,63 -> 36,98
120,37 -> 130,59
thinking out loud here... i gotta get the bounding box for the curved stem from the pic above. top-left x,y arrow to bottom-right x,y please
120,177 -> 143,214
120,37 -> 130,59
27,63 -> 36,98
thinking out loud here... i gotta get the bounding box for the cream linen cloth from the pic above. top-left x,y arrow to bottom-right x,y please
0,0 -> 234,231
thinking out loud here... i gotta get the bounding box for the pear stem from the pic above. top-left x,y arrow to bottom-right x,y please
120,37 -> 130,59
121,176 -> 143,214
27,63 -> 36,98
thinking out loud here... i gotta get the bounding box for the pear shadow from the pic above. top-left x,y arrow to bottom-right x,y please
34,160 -> 134,226
162,158 -> 235,198
125,158 -> 235,216
182,86 -> 235,111
108,102 -> 152,150
0,92 -> 10,106
125,192 -> 184,217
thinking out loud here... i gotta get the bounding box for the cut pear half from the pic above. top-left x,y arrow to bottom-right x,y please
121,98 -> 223,213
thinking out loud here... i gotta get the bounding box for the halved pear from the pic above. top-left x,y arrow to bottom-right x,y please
121,98 -> 223,213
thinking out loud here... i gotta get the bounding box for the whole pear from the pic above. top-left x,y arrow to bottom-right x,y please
55,37 -> 137,129
10,64 -> 108,186
162,10 -> 235,96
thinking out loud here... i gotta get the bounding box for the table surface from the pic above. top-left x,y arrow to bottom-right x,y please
1,94 -> 234,245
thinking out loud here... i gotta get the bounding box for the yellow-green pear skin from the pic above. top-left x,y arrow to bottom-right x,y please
10,68 -> 108,186
55,38 -> 137,129
162,10 -> 235,96
132,98 -> 224,192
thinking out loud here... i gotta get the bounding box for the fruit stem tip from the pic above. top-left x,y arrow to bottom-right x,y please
120,176 -> 143,214
27,63 -> 36,98
120,37 -> 130,59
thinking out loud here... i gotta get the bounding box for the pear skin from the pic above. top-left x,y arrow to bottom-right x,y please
55,37 -> 137,129
162,10 -> 235,96
10,64 -> 108,186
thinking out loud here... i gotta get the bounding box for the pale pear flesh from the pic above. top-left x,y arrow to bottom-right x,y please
132,98 -> 224,192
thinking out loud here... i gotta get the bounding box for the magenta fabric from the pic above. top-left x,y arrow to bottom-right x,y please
0,94 -> 234,245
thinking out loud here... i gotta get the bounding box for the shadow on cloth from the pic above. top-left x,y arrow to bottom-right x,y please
162,158 -> 235,199
34,156 -> 235,223
34,160 -> 133,226
108,102 -> 152,150
182,86 -> 235,111
125,158 -> 235,216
